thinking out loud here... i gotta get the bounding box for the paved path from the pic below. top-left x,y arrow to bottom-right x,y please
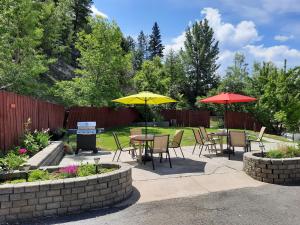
31,184 -> 300,225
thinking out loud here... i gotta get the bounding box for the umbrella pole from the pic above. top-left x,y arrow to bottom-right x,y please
144,100 -> 149,159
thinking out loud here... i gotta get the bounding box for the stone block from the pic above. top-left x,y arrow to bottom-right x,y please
12,200 -> 27,207
25,184 -> 40,193
9,194 -> 20,201
64,194 -> 78,201
9,207 -> 20,214
262,169 -> 272,174
28,198 -> 38,205
0,208 -> 9,216
36,204 -> 46,211
61,189 -> 72,195
47,202 -> 60,209
87,190 -> 100,197
47,189 -> 61,197
44,208 -> 57,216
36,191 -> 47,198
21,205 -> 35,213
57,208 -> 68,215
53,196 -> 63,202
279,174 -> 288,179
0,187 -> 13,194
39,197 -> 53,204
71,199 -> 84,206
0,201 -> 12,209
72,187 -> 85,194
78,192 -> 88,199
21,192 -> 35,199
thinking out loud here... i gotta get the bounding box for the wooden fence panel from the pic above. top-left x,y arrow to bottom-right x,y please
225,111 -> 262,131
0,91 -> 65,152
66,107 -> 140,129
160,109 -> 210,127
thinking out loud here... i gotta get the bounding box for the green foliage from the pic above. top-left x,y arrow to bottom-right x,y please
53,17 -> 132,107
28,170 -> 51,182
149,22 -> 164,59
134,57 -> 169,94
182,19 -> 220,107
34,129 -> 51,149
77,164 -> 96,177
266,145 -> 300,158
0,0 -> 49,96
0,152 -> 26,171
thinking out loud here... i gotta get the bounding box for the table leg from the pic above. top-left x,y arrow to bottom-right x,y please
220,135 -> 223,151
138,141 -> 142,163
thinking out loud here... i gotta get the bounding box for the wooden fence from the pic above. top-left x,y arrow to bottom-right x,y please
0,91 -> 65,152
160,109 -> 210,127
66,107 -> 140,129
225,111 -> 262,131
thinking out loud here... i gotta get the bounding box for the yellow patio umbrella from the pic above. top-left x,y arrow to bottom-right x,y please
112,91 -> 177,135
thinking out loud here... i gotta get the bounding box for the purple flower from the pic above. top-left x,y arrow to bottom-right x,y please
59,165 -> 78,175
19,148 -> 27,155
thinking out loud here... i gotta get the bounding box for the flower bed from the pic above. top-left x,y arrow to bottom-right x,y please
0,162 -> 132,223
243,152 -> 300,184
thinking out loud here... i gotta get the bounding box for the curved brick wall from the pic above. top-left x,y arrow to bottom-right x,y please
243,152 -> 300,184
0,163 -> 132,223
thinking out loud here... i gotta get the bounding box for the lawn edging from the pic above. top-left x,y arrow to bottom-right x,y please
0,162 -> 132,223
243,152 -> 300,184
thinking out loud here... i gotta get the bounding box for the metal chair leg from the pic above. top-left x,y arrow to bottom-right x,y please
160,153 -> 162,163
117,150 -> 122,162
179,147 -> 185,158
192,143 -> 197,154
151,152 -> 155,170
167,151 -> 172,168
112,150 -> 118,161
199,145 -> 204,157
173,148 -> 178,157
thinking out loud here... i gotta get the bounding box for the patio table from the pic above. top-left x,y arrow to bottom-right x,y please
130,134 -> 154,163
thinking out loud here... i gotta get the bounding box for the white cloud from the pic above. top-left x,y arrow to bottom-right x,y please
274,35 -> 294,42
165,7 -> 300,75
90,5 -> 108,19
262,0 -> 300,13
201,8 -> 261,48
164,32 -> 185,54
245,45 -> 300,66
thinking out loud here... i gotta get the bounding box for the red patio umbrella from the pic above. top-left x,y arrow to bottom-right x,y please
200,92 -> 256,152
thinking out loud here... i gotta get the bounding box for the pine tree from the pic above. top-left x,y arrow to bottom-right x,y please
134,31 -> 149,70
73,0 -> 93,33
149,22 -> 164,59
182,19 -> 220,107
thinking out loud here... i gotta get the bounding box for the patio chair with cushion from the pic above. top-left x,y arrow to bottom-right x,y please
192,128 -> 216,157
248,126 -> 266,152
199,126 -> 220,154
169,130 -> 185,158
129,128 -> 143,147
112,132 -> 137,162
149,135 -> 171,170
228,131 -> 249,160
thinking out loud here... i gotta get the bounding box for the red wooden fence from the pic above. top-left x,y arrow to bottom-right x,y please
0,91 -> 65,152
66,107 -> 140,129
160,109 -> 210,127
225,111 -> 262,131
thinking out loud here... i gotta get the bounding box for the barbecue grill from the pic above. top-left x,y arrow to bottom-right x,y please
76,122 -> 97,154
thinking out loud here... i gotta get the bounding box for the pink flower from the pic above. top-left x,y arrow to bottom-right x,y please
59,165 -> 78,175
19,148 -> 27,155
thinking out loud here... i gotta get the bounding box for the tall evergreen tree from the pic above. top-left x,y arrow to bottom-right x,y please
182,19 -> 220,107
134,31 -> 149,70
149,22 -> 164,59
72,0 -> 93,33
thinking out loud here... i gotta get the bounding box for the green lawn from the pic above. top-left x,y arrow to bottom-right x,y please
66,126 -> 291,151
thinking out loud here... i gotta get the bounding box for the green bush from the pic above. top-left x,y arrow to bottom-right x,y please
77,164 -> 96,177
266,145 -> 300,158
22,133 -> 40,156
1,152 -> 26,171
28,170 -> 51,182
34,130 -> 51,149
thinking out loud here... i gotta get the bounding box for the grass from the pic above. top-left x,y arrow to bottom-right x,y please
66,126 -> 291,151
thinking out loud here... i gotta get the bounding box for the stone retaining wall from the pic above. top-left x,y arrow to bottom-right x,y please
243,152 -> 300,184
27,141 -> 64,169
0,163 -> 132,223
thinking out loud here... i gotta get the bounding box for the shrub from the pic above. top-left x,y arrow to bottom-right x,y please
1,152 -> 27,171
266,145 -> 300,158
22,133 -> 40,156
28,170 -> 51,182
77,164 -> 96,177
34,129 -> 51,148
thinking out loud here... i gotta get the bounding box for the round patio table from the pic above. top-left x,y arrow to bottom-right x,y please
130,134 -> 154,163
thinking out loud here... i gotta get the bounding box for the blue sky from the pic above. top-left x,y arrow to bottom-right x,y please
92,0 -> 300,75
